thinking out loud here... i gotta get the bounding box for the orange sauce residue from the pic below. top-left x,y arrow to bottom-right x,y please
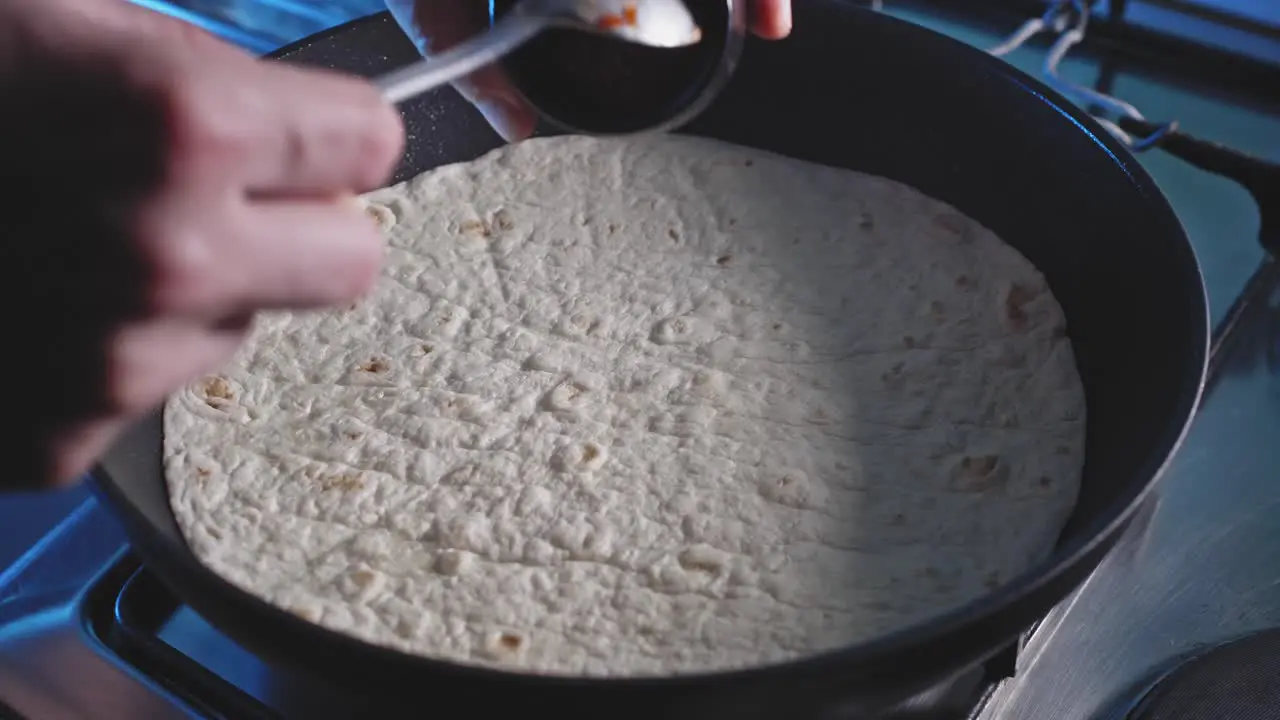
597,2 -> 638,29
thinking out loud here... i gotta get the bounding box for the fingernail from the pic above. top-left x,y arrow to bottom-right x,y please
472,95 -> 535,143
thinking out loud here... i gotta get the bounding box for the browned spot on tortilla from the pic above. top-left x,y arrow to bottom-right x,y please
952,454 -> 1007,491
934,212 -> 972,242
200,377 -> 235,408
203,377 -> 233,400
322,473 -> 365,492
1002,282 -> 1040,330
880,360 -> 907,385
678,552 -> 720,574
460,219 -> 490,237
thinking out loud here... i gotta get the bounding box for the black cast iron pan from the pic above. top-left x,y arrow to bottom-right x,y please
93,3 -> 1209,718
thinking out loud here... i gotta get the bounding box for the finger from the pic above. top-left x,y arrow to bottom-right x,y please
62,0 -> 244,57
49,416 -> 131,488
110,4 -> 398,193
132,17 -> 405,195
108,317 -> 250,415
225,198 -> 385,311
236,62 -> 406,194
750,0 -> 793,39
387,0 -> 537,142
453,65 -> 539,143
390,0 -> 488,52
47,315 -> 243,485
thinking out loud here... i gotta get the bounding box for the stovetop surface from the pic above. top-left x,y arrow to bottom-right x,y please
980,266 -> 1280,719
1,2 -> 1279,719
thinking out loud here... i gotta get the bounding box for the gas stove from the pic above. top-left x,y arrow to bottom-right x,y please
1,1 -> 1278,718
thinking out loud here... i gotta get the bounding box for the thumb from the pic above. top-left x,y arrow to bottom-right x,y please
384,0 -> 537,142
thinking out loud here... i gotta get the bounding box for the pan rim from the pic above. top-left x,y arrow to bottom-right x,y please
92,3 -> 1211,697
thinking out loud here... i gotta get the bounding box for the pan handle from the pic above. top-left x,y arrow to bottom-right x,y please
1118,116 -> 1280,254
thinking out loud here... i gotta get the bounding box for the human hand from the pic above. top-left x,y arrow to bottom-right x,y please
0,0 -> 404,489
384,0 -> 792,142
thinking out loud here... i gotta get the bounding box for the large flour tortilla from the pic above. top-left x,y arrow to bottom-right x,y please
165,134 -> 1085,677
